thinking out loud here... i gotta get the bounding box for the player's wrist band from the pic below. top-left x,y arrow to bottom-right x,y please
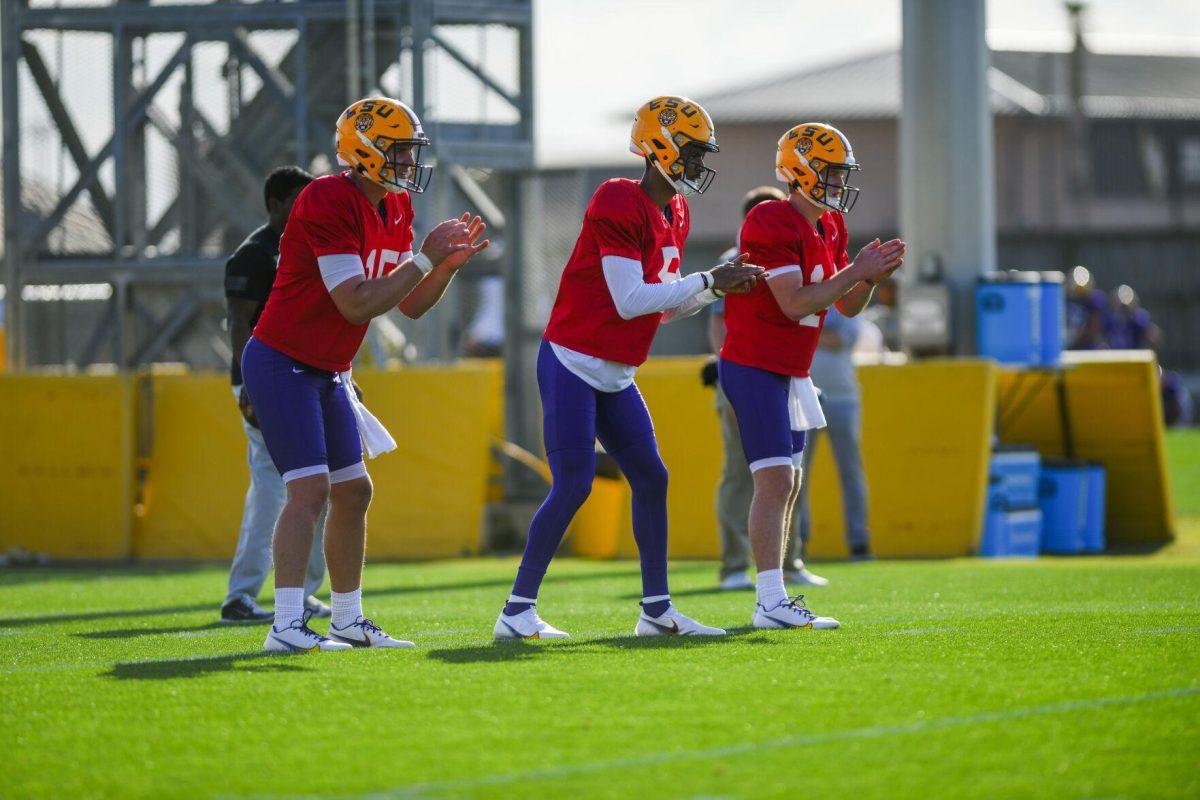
412,251 -> 434,274
699,271 -> 712,291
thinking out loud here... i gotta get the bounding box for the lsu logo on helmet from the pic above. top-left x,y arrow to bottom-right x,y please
776,122 -> 861,213
335,96 -> 432,193
629,96 -> 719,196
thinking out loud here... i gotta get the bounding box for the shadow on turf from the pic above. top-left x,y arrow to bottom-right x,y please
75,622 -> 229,640
424,626 -> 772,664
104,652 -> 309,681
5,567 -> 649,629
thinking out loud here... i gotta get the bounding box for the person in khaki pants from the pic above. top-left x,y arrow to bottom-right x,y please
706,186 -> 828,590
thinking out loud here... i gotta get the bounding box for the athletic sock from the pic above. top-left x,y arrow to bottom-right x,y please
641,594 -> 671,618
503,594 -> 537,617
273,587 -> 305,630
756,569 -> 787,610
331,587 -> 363,629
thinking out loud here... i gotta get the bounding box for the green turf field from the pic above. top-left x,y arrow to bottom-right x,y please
3,432 -> 1198,799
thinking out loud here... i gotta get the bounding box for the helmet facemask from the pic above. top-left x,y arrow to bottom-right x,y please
807,160 -> 860,213
358,132 -> 433,193
658,137 -> 718,196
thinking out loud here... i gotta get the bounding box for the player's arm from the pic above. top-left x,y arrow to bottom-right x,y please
602,255 -> 762,321
834,239 -> 905,317
770,239 -> 903,322
325,218 -> 475,325
399,215 -> 489,320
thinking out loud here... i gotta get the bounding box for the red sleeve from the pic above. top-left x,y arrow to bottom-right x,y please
296,183 -> 363,257
740,204 -> 802,272
587,183 -> 644,260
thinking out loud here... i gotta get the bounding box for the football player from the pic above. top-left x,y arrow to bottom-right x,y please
243,96 -> 488,653
719,123 -> 904,630
494,96 -> 764,640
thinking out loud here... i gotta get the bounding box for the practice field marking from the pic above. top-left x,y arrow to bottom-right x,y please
883,627 -> 962,636
307,687 -> 1199,799
1134,626 -> 1200,635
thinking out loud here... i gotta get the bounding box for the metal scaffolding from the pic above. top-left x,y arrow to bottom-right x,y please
2,0 -> 534,376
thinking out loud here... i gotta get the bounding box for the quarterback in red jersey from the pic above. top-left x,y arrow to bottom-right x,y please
242,96 -> 488,653
494,96 -> 763,641
719,122 -> 904,630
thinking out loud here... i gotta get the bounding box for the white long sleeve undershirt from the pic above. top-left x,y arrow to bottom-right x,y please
600,256 -> 719,323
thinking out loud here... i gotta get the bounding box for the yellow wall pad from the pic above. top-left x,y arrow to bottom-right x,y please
567,358 -> 996,561
133,362 -> 503,560
806,360 -> 997,559
996,351 -> 1174,546
0,374 -> 134,559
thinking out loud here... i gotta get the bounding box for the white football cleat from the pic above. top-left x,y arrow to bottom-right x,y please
719,572 -> 755,591
635,605 -> 726,637
327,616 -> 415,649
785,567 -> 830,587
263,610 -> 352,653
493,607 -> 570,640
752,595 -> 840,630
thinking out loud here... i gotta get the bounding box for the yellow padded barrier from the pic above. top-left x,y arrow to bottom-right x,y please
0,374 -> 134,559
354,361 -> 503,559
996,351 -> 1173,546
568,358 -> 996,560
134,362 -> 504,561
808,360 -> 997,558
581,358 -> 998,560
134,374 -> 247,559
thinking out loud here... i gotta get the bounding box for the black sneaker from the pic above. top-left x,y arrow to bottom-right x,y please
850,544 -> 875,562
219,597 -> 274,625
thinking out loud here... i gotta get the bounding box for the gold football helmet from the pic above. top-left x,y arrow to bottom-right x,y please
776,122 -> 860,212
335,96 -> 432,193
629,96 -> 718,195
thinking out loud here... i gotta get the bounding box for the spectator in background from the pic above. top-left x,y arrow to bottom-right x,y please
707,185 -> 810,591
791,304 -> 873,569
1067,265 -> 1108,350
1106,284 -> 1161,350
220,166 -> 330,624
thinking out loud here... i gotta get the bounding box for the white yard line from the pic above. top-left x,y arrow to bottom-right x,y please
328,687 -> 1199,800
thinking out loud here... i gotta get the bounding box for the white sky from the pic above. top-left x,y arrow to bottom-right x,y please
533,0 -> 1200,166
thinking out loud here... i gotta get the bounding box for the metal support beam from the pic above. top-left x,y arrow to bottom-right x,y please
22,37 -> 194,258
429,31 -> 520,111
20,40 -> 117,236
18,1 -> 531,33
899,0 -> 995,355
2,0 -> 24,370
131,292 -> 201,365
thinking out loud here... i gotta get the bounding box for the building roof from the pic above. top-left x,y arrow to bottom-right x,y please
702,48 -> 1200,123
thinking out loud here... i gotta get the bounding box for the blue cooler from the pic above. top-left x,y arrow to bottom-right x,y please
1039,271 -> 1066,366
1005,508 -> 1042,557
1039,461 -> 1089,553
980,448 -> 1043,558
979,481 -> 1009,557
976,271 -> 1042,365
1083,463 -> 1107,552
990,446 -> 1040,508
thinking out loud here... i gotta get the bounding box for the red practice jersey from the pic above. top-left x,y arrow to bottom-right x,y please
544,178 -> 690,366
254,172 -> 415,372
721,198 -> 849,377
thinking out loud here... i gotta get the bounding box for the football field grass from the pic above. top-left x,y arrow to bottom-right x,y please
5,551 -> 1199,798
3,429 -> 1198,799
